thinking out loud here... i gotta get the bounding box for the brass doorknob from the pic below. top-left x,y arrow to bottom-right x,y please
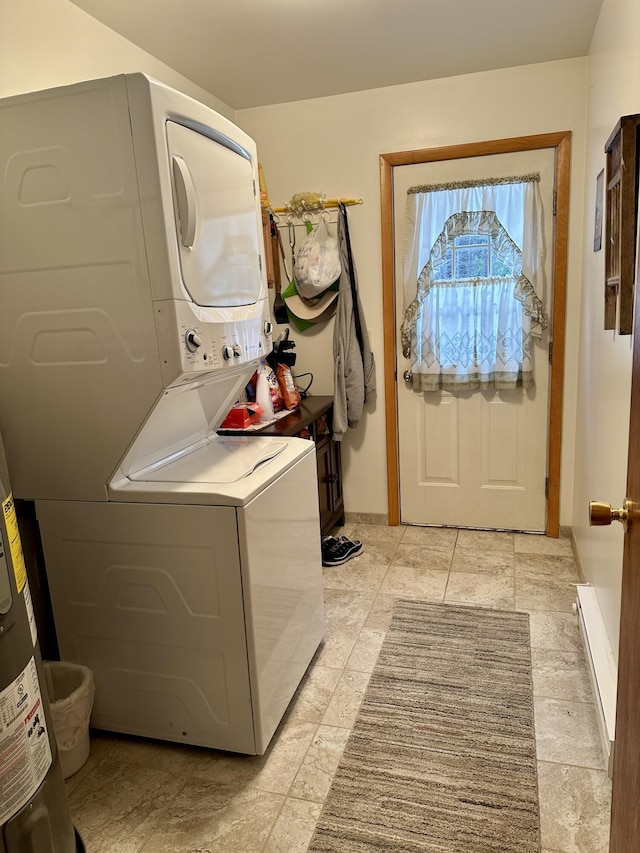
589,499 -> 631,527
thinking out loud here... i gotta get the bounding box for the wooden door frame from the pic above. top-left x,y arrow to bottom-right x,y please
380,131 -> 571,536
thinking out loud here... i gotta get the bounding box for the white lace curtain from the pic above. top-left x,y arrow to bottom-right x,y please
401,176 -> 548,391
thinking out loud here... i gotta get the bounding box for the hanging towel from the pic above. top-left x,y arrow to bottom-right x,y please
332,203 -> 376,441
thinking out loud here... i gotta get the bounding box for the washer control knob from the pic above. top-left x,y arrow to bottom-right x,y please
264,321 -> 273,337
185,329 -> 203,353
222,345 -> 234,361
233,344 -> 242,358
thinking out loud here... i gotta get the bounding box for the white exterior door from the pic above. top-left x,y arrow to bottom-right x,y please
395,149 -> 555,531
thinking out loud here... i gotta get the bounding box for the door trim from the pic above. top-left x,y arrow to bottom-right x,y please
380,131 -> 572,536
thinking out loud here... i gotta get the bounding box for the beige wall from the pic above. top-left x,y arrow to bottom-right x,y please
0,0 -> 233,118
238,60 -> 588,523
572,0 -> 640,664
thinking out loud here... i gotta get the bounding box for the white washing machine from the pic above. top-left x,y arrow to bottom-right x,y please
37,435 -> 323,755
0,74 -> 324,754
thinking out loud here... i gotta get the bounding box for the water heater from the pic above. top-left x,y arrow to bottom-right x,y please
0,435 -> 83,853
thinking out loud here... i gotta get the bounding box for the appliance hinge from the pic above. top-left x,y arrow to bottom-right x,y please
258,254 -> 263,271
253,178 -> 257,198
553,190 -> 557,216
548,341 -> 553,364
545,476 -> 550,498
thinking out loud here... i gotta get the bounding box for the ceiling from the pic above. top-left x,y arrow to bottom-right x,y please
70,0 -> 604,110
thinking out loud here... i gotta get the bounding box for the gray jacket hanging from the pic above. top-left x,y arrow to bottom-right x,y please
332,204 -> 376,441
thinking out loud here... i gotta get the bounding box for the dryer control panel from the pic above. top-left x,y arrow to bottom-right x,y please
154,297 -> 272,387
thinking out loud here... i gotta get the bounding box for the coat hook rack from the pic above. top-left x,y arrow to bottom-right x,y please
270,197 -> 363,214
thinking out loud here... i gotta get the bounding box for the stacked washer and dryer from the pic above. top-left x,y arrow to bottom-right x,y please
0,74 -> 325,755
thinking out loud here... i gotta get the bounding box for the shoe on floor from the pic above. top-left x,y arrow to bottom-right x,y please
321,534 -> 350,553
322,536 -> 364,567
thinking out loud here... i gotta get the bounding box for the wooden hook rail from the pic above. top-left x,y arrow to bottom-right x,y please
269,197 -> 363,214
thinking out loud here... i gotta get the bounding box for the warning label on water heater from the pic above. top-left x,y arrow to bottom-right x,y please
1,493 -> 26,594
0,657 -> 52,826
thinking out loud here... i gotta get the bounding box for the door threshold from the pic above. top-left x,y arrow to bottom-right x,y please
400,522 -> 546,535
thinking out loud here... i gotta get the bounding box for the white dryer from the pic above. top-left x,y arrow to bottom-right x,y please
0,74 -> 324,754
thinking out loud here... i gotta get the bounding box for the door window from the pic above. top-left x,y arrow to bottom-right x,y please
401,178 -> 548,391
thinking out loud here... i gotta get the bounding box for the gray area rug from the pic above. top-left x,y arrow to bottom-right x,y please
308,600 -> 540,852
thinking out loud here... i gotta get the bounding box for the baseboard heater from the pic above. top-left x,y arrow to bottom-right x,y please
575,584 -> 617,777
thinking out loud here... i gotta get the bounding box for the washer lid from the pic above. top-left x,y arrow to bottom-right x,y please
108,435 -> 314,506
129,436 -> 287,485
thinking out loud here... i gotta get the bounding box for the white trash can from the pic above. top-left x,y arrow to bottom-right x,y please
44,661 -> 95,779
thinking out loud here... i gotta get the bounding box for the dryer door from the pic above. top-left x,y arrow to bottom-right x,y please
166,120 -> 262,308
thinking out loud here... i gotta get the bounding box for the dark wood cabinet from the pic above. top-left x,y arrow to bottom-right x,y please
220,395 -> 344,536
603,114 -> 640,334
261,210 -> 280,290
314,426 -> 344,535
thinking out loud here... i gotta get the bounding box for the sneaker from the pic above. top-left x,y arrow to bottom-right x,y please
321,534 -> 348,555
322,537 -> 364,567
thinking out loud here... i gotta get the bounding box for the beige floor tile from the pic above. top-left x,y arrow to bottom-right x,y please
263,797 -> 323,853
380,564 -> 449,599
363,592 -> 398,630
65,730 -> 115,796
528,610 -> 583,653
451,547 -> 514,574
391,542 -> 453,571
515,533 -> 574,556
287,665 -> 342,724
353,522 -> 405,547
516,570 -> 578,612
400,525 -> 459,547
531,647 -> 594,703
314,589 -> 376,669
534,697 -> 605,769
322,556 -> 388,591
445,570 -> 515,609
103,732 -> 261,790
100,720 -> 316,796
248,719 -> 320,795
138,780 -> 284,853
516,552 -> 580,579
68,758 -> 187,853
321,669 -> 371,728
288,725 -> 350,803
538,761 -> 612,853
99,732 -> 217,780
346,626 -> 386,672
347,537 -> 400,563
456,529 -> 514,551
328,522 -> 358,540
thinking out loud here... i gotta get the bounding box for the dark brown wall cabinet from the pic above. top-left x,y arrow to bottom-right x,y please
604,114 -> 640,335
314,426 -> 344,536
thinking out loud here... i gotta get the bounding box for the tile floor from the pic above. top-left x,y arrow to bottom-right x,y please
65,524 -> 612,853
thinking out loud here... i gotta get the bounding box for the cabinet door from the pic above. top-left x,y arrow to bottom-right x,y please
329,439 -> 343,518
316,435 -> 344,535
262,210 -> 278,287
316,437 -> 334,534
